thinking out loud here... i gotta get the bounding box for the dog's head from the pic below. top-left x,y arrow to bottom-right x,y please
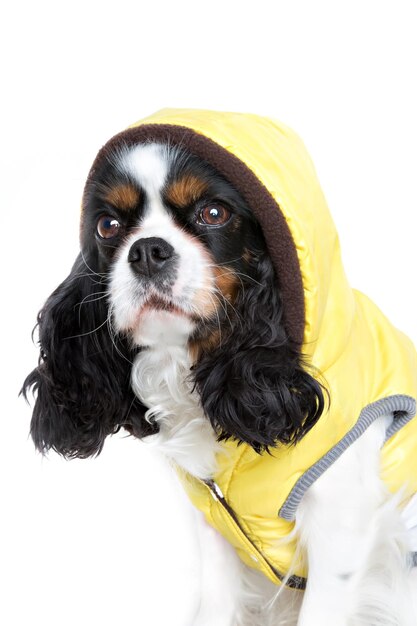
22,138 -> 325,459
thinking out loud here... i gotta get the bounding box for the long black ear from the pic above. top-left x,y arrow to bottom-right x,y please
22,253 -> 154,458
192,254 -> 326,453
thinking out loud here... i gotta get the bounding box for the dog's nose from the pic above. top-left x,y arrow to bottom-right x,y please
128,237 -> 175,277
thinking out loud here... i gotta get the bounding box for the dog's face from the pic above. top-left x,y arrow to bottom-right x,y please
23,141 -> 324,459
81,142 -> 264,353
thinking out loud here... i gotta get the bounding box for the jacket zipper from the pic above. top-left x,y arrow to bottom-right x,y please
203,479 -> 306,590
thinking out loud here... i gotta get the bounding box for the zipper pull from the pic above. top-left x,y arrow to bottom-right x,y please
204,479 -> 224,501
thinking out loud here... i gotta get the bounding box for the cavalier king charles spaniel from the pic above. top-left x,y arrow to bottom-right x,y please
23,139 -> 417,625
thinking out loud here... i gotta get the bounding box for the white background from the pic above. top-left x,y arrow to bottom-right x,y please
2,1 -> 416,624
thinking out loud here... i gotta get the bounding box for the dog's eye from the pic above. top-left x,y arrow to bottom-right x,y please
197,204 -> 231,226
97,216 -> 121,239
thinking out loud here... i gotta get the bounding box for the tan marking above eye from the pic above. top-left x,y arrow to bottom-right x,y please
104,184 -> 140,211
165,175 -> 208,208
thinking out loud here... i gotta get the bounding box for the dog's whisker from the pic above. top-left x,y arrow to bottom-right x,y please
75,291 -> 108,326
80,250 -> 104,279
106,305 -> 134,366
210,286 -> 244,332
75,291 -> 108,307
204,292 -> 224,347
72,271 -> 108,280
208,290 -> 235,336
68,269 -> 109,286
233,271 -> 263,287
205,256 -> 245,267
212,267 -> 263,288
63,316 -> 109,340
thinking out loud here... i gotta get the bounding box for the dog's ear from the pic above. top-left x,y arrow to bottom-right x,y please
192,254 -> 326,453
22,252 -> 154,459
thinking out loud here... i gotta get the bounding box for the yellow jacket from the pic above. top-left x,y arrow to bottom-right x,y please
105,108 -> 417,588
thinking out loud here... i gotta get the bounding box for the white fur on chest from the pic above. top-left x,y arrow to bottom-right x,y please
131,310 -> 220,479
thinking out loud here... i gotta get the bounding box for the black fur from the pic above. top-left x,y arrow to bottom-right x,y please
192,254 -> 326,453
22,253 -> 155,459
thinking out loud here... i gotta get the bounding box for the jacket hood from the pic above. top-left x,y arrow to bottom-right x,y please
86,107 -> 351,367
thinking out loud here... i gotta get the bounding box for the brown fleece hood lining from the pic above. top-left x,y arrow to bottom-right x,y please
83,124 -> 305,346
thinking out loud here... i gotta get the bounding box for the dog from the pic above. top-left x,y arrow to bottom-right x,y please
23,109 -> 417,625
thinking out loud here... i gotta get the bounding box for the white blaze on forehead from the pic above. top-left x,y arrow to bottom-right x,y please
118,142 -> 174,231
120,142 -> 169,199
